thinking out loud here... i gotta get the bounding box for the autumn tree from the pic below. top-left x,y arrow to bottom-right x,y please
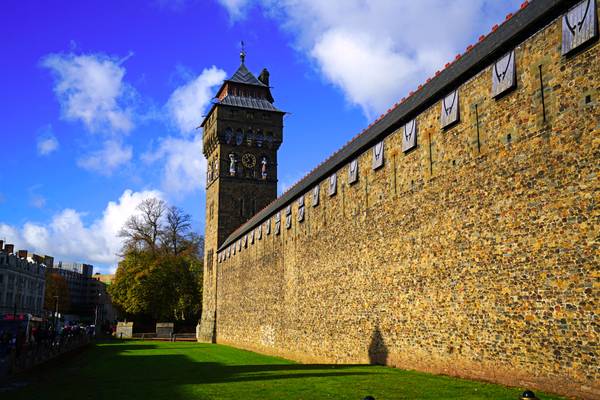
44,272 -> 71,314
109,198 -> 203,323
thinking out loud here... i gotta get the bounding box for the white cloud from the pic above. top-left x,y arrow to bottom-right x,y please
216,0 -> 251,20
0,189 -> 163,272
149,66 -> 225,197
37,133 -> 59,156
143,134 -> 206,196
77,140 -> 133,175
42,52 -> 135,134
30,195 -> 46,209
218,0 -> 522,117
28,184 -> 47,209
166,66 -> 226,134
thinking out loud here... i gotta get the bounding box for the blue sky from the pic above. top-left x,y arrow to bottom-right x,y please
0,0 -> 522,272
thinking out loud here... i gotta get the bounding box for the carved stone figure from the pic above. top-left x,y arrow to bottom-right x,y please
212,159 -> 219,180
261,157 -> 268,180
229,153 -> 237,176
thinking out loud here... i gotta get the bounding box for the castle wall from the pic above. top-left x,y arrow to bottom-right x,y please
213,3 -> 599,398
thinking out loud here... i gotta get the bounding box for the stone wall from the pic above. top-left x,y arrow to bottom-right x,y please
211,2 -> 599,398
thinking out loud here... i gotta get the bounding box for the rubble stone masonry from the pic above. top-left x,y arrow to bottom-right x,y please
209,2 -> 599,398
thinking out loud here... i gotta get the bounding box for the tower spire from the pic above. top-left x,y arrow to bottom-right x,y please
240,41 -> 246,64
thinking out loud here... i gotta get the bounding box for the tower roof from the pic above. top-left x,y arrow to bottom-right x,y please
226,63 -> 267,87
200,49 -> 284,127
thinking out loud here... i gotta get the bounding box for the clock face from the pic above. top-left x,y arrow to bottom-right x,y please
241,153 -> 256,168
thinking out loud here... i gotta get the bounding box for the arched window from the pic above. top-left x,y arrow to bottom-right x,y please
255,130 -> 263,147
265,132 -> 273,148
246,129 -> 254,146
224,127 -> 233,144
235,129 -> 244,146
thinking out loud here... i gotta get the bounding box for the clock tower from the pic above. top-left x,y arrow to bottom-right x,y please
198,49 -> 284,342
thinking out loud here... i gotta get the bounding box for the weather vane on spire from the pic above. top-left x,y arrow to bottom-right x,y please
240,41 -> 246,64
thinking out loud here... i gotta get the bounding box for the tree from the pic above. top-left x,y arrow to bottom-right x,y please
109,251 -> 202,322
161,206 -> 192,256
119,198 -> 166,254
44,272 -> 71,314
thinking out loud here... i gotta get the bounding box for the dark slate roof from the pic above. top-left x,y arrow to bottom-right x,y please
227,63 -> 267,86
219,0 -> 577,252
218,95 -> 282,112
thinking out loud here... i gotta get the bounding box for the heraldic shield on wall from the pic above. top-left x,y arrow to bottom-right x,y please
562,0 -> 598,55
492,50 -> 517,98
440,90 -> 460,128
372,141 -> 384,170
348,159 -> 358,184
285,205 -> 292,229
274,212 -> 281,235
402,119 -> 417,153
328,174 -> 337,196
297,196 -> 305,222
312,185 -> 320,207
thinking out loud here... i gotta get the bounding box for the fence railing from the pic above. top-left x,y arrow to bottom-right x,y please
0,334 -> 90,378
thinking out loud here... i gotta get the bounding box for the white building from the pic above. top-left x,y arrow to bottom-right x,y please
0,243 -> 47,317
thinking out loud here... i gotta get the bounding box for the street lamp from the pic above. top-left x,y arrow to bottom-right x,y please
94,292 -> 102,336
53,295 -> 59,329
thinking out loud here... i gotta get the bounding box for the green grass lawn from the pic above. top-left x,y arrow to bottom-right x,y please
6,340 -> 564,400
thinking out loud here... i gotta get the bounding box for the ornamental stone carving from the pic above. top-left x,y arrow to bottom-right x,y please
328,174 -> 337,196
372,141 -> 384,170
492,50 -> 516,98
440,90 -> 460,128
562,0 -> 598,55
348,159 -> 358,184
402,119 -> 417,153
312,185 -> 320,207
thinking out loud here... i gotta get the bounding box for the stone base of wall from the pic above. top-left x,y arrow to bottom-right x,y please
197,311 -> 216,343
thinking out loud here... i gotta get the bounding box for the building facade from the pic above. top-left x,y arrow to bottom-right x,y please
0,243 -> 46,317
46,261 -> 97,321
200,1 -> 599,398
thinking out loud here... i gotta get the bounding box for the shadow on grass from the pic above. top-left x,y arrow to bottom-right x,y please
8,341 -> 373,400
